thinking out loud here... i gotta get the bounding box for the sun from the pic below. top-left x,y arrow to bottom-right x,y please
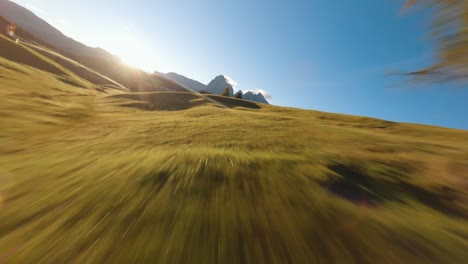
110,33 -> 156,72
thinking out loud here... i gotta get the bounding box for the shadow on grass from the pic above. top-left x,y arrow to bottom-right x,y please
0,35 -> 66,76
0,62 -> 29,75
110,92 -> 261,111
137,166 -> 266,204
57,76 -> 87,88
205,95 -> 261,109
323,163 -> 466,219
139,171 -> 171,194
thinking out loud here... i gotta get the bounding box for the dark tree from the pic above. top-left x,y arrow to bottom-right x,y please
221,87 -> 231,97
234,91 -> 243,99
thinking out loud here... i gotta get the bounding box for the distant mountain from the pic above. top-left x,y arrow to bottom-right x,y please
1,0 -> 268,100
166,72 -> 207,92
164,73 -> 234,96
0,0 -> 185,92
206,75 -> 234,96
243,91 -> 269,104
165,72 -> 270,104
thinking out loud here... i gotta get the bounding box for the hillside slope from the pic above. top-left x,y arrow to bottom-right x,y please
0,0 -> 186,93
0,34 -> 69,76
166,72 -> 208,92
1,46 -> 467,263
0,0 -> 98,56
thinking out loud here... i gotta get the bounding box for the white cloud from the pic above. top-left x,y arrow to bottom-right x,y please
224,75 -> 238,87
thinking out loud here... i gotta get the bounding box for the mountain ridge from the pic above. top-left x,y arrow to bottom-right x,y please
1,0 -> 271,103
0,0 -> 106,57
165,72 -> 270,104
0,0 -> 186,92
166,72 -> 207,92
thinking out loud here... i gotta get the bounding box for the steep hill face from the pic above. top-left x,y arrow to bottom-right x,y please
0,0 -> 105,58
206,75 -> 234,96
166,72 -> 207,92
0,0 -> 185,92
0,34 -> 68,77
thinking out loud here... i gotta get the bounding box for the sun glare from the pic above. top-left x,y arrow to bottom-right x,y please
111,33 -> 156,72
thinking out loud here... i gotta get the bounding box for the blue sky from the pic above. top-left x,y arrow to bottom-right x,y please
11,0 -> 468,129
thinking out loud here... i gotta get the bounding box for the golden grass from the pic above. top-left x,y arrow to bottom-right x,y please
0,51 -> 467,263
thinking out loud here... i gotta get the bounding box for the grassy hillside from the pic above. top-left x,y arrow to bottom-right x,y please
1,47 -> 467,263
0,34 -> 68,77
22,41 -> 128,90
